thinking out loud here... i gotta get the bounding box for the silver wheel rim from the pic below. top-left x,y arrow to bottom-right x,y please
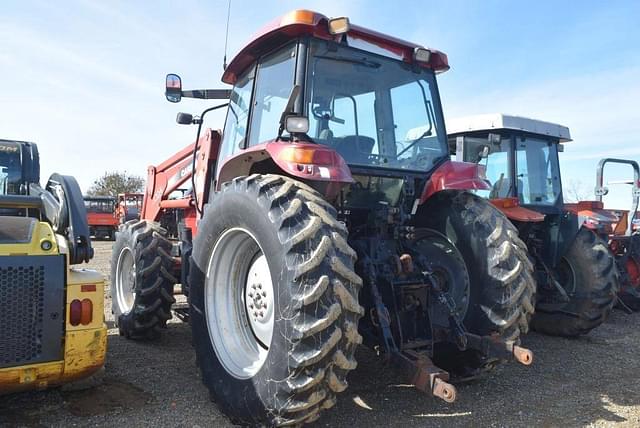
115,247 -> 136,314
205,227 -> 275,379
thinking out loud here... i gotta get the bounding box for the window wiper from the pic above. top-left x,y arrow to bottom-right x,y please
315,55 -> 381,69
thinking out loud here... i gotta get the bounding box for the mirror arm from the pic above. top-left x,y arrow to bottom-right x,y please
182,89 -> 232,100
189,102 -> 229,215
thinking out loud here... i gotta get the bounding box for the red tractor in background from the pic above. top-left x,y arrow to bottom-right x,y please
115,192 -> 143,225
83,195 -> 118,240
448,114 -> 618,337
110,11 -> 534,426
571,159 -> 640,309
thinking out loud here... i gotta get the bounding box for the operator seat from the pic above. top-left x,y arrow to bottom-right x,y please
334,135 -> 375,164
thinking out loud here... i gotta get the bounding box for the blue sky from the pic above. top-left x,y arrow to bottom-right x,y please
1,0 -> 639,208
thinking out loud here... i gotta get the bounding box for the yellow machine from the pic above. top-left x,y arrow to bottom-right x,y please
0,139 -> 107,393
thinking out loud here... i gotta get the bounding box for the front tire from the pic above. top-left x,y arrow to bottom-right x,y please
531,228 -> 618,336
189,175 -> 363,426
110,220 -> 177,340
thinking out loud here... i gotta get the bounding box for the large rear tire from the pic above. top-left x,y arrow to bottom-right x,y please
531,228 -> 618,336
418,191 -> 536,378
189,174 -> 363,426
110,220 -> 177,340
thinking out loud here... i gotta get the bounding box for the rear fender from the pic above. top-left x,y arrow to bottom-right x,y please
491,198 -> 545,223
420,161 -> 490,204
565,201 -> 618,235
216,140 -> 353,200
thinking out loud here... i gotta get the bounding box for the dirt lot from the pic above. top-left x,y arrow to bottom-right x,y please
2,241 -> 640,427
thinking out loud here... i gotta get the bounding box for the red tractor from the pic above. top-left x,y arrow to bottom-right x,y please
448,114 -> 618,337
111,11 -> 534,425
115,192 -> 143,225
83,195 -> 118,240
572,159 -> 640,309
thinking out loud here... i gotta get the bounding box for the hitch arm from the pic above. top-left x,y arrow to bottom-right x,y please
465,334 -> 533,366
363,258 -> 457,402
392,350 -> 457,403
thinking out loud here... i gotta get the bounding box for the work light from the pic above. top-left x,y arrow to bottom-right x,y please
328,17 -> 350,35
413,47 -> 432,63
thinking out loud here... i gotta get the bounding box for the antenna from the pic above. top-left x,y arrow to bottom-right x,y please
223,0 -> 231,70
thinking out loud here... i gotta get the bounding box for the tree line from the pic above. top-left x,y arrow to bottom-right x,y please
87,171 -> 145,198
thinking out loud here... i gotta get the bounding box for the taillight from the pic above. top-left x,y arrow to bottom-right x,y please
81,299 -> 93,325
69,299 -> 93,326
278,146 -> 335,165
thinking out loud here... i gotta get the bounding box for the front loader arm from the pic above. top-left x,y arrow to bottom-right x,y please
141,128 -> 221,223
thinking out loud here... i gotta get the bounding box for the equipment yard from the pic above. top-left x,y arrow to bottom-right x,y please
1,241 -> 639,427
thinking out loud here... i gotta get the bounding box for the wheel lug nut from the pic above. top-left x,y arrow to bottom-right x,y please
259,311 -> 264,317
262,292 -> 266,297
258,284 -> 262,289
249,304 -> 254,309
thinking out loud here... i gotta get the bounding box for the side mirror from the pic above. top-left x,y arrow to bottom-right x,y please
165,74 -> 182,103
479,145 -> 490,159
176,112 -> 195,125
558,144 -> 565,153
285,116 -> 309,134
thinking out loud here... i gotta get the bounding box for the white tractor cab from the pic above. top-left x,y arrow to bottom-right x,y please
447,114 -> 618,337
448,113 -> 571,208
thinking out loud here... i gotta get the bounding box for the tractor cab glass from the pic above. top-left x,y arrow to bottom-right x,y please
0,143 -> 23,195
461,137 -> 511,199
84,198 -> 115,213
515,137 -> 561,205
305,39 -> 448,173
459,133 -> 562,206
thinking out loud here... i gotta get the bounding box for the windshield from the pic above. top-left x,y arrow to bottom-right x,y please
305,39 -> 448,172
460,134 -> 561,205
515,137 -> 561,205
122,196 -> 142,209
0,142 -> 22,195
84,199 -> 114,213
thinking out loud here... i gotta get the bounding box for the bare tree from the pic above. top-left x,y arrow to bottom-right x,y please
563,179 -> 592,202
87,171 -> 145,198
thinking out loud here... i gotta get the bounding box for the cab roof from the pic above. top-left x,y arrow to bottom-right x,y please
222,9 -> 449,85
447,113 -> 572,143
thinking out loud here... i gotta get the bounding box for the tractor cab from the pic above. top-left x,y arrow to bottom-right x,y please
447,114 -> 585,264
164,11 -> 488,217
116,192 -> 143,224
448,114 -> 569,213
448,114 -> 619,335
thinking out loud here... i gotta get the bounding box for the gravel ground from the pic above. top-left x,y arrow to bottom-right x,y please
2,241 -> 640,427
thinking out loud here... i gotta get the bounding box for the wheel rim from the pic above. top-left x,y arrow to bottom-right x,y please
115,247 -> 136,314
556,256 -> 577,295
414,233 -> 470,326
205,227 -> 274,379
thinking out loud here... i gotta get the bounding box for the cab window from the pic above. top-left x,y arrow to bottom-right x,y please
515,137 -> 561,205
248,44 -> 297,146
220,66 -> 255,162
